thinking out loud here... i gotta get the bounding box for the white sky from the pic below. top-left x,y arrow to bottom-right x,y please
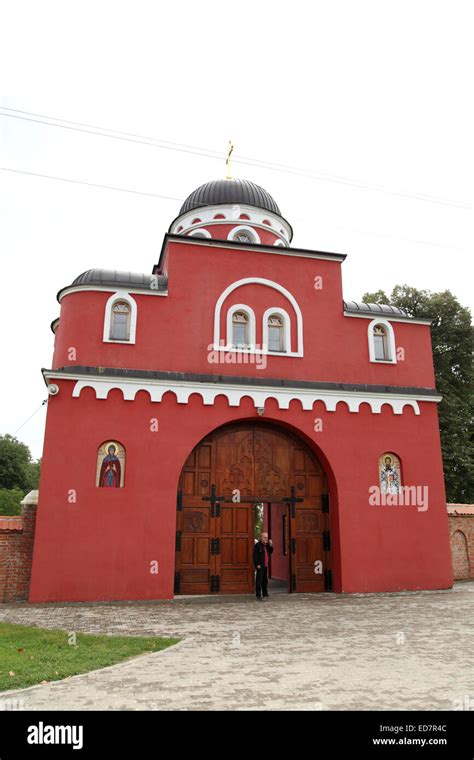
1,0 -> 473,460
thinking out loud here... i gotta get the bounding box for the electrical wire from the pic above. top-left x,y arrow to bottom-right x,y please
13,400 -> 48,436
0,106 -> 470,210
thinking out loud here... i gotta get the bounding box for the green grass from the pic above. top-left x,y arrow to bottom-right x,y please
0,622 -> 179,692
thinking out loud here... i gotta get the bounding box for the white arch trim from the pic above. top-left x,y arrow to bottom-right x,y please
214,278 -> 303,357
368,318 -> 397,364
226,304 -> 257,349
262,307 -> 292,354
103,291 -> 137,344
67,376 -> 425,415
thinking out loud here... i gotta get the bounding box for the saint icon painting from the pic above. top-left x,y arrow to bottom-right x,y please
379,453 -> 401,495
96,441 -> 125,488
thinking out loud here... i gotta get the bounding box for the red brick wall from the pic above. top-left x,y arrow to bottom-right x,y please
447,506 -> 474,580
0,498 -> 37,602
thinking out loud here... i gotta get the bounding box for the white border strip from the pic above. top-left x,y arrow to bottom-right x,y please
43,371 -> 443,415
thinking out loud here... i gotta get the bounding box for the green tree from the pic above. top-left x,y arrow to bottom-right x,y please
0,488 -> 25,516
0,435 -> 41,515
362,286 -> 474,503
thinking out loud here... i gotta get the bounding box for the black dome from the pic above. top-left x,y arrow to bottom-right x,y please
179,178 -> 281,216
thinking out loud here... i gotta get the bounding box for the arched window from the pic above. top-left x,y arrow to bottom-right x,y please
228,226 -> 261,245
373,324 -> 389,360
368,319 -> 396,363
267,314 -> 285,352
262,307 -> 291,354
232,311 -> 250,347
378,453 -> 401,495
103,292 -> 137,344
110,301 -> 131,341
96,440 -> 126,488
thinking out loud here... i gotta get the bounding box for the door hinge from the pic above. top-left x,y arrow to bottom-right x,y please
210,575 -> 220,593
175,531 -> 182,551
177,490 -> 183,512
324,569 -> 333,591
323,530 -> 331,551
290,537 -> 296,555
322,493 -> 329,513
291,574 -> 297,592
174,571 -> 180,594
210,538 -> 220,555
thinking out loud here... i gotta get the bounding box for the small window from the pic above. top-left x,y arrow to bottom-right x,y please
232,311 -> 249,347
373,324 -> 389,361
188,229 -> 211,239
267,314 -> 285,352
110,301 -> 131,341
228,226 -> 260,245
234,231 -> 253,244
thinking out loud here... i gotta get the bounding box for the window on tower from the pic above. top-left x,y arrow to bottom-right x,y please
367,319 -> 396,364
267,314 -> 285,352
232,311 -> 250,348
373,324 -> 389,361
110,301 -> 131,341
228,226 -> 261,245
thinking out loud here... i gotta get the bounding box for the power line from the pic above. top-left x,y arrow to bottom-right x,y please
2,166 -> 468,254
0,106 -> 470,210
0,167 -> 183,202
13,400 -> 47,436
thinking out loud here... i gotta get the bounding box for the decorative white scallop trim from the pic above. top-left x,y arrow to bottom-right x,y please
65,376 -> 428,415
262,307 -> 291,353
214,278 -> 303,357
273,240 -> 286,247
103,291 -> 137,344
226,304 -> 257,349
170,203 -> 291,244
368,318 -> 397,364
227,225 -> 261,245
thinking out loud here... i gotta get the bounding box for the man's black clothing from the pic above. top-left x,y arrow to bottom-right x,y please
253,541 -> 273,598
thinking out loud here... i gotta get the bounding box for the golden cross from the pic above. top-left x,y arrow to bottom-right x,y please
226,141 -> 234,179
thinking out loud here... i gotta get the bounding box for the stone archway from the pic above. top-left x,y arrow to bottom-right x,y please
174,422 -> 332,595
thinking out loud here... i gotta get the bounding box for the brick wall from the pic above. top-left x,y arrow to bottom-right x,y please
447,505 -> 474,581
0,491 -> 38,602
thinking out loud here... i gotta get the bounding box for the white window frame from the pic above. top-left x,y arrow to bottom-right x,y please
226,304 -> 256,350
188,228 -> 212,238
103,291 -> 137,344
262,307 -> 291,354
228,226 -> 261,245
368,318 -> 396,364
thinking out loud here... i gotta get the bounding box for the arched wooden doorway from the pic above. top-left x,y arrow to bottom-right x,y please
175,423 -> 332,595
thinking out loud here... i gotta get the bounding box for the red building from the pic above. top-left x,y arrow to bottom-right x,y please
29,178 -> 453,601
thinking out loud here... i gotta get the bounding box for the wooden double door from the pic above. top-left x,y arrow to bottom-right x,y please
175,424 -> 332,595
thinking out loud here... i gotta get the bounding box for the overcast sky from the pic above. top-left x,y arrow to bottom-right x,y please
1,0 -> 472,460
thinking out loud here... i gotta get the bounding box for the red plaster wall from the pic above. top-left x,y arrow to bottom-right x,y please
29,382 -> 452,602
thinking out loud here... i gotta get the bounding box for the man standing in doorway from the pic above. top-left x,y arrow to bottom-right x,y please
254,532 -> 273,601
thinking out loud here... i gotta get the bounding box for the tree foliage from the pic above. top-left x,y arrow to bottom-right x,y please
0,435 -> 41,514
362,285 -> 474,503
